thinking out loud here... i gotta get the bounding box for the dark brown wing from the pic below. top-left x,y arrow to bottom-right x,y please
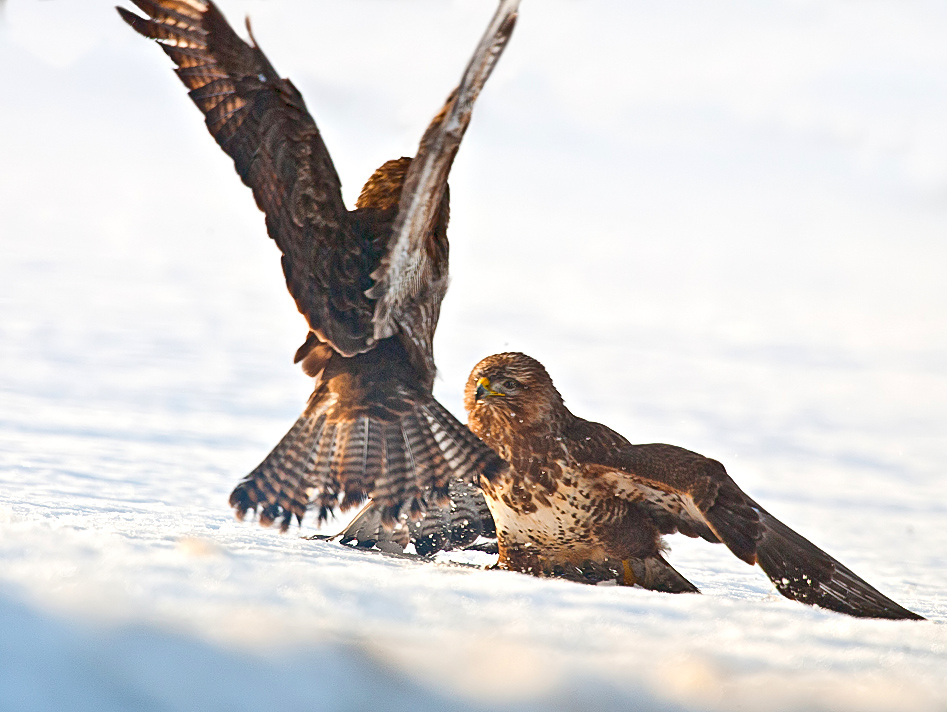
124,1 -> 518,530
118,0 -> 374,356
580,434 -> 923,620
367,0 -> 520,356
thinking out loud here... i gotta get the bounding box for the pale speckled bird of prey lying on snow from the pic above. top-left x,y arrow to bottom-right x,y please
342,353 -> 924,621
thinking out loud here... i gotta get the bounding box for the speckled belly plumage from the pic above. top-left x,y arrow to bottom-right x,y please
479,462 -> 625,582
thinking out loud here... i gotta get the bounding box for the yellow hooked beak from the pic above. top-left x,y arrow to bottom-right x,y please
475,376 -> 505,400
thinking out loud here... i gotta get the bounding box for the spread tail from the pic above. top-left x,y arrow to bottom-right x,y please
229,390 -> 505,532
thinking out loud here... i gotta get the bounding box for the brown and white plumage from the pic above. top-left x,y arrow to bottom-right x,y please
118,0 -> 516,528
464,352 -> 924,620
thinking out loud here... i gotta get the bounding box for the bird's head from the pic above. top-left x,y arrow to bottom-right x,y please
464,352 -> 566,450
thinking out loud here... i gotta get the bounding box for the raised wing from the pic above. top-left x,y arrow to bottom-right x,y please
367,0 -> 520,344
118,0 -> 374,356
585,441 -> 923,620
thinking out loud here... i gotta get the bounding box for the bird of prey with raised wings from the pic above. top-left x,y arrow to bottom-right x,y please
118,0 -> 517,529
463,352 -> 923,620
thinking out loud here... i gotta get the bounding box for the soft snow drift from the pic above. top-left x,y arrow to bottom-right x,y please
1,1 -> 945,711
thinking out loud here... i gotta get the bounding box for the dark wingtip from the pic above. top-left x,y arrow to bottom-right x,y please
116,5 -> 162,41
853,596 -> 925,621
116,6 -> 144,31
259,503 -> 280,528
228,484 -> 256,522
756,511 -> 925,620
829,602 -> 925,622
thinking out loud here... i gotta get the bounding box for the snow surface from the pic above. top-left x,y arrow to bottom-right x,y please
2,1 -> 946,710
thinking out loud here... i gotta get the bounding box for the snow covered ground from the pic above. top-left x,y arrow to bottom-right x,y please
1,1 -> 946,709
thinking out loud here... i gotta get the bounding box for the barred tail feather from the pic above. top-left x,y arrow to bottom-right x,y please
373,423 -> 417,524
338,418 -> 370,506
310,422 -> 342,524
403,413 -> 452,506
420,400 -> 506,484
229,391 -> 506,532
228,407 -> 328,532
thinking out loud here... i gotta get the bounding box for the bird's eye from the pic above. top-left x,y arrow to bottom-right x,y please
503,379 -> 519,391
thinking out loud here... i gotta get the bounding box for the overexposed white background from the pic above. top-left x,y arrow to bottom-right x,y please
1,1 -> 945,710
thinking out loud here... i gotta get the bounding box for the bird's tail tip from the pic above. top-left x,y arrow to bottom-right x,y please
228,393 -> 504,534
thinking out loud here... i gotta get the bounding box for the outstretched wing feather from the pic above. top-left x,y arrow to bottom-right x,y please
118,0 -> 374,356
585,439 -> 922,619
368,0 -> 520,345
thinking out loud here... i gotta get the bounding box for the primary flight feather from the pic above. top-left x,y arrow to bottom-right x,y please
118,0 -> 517,528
